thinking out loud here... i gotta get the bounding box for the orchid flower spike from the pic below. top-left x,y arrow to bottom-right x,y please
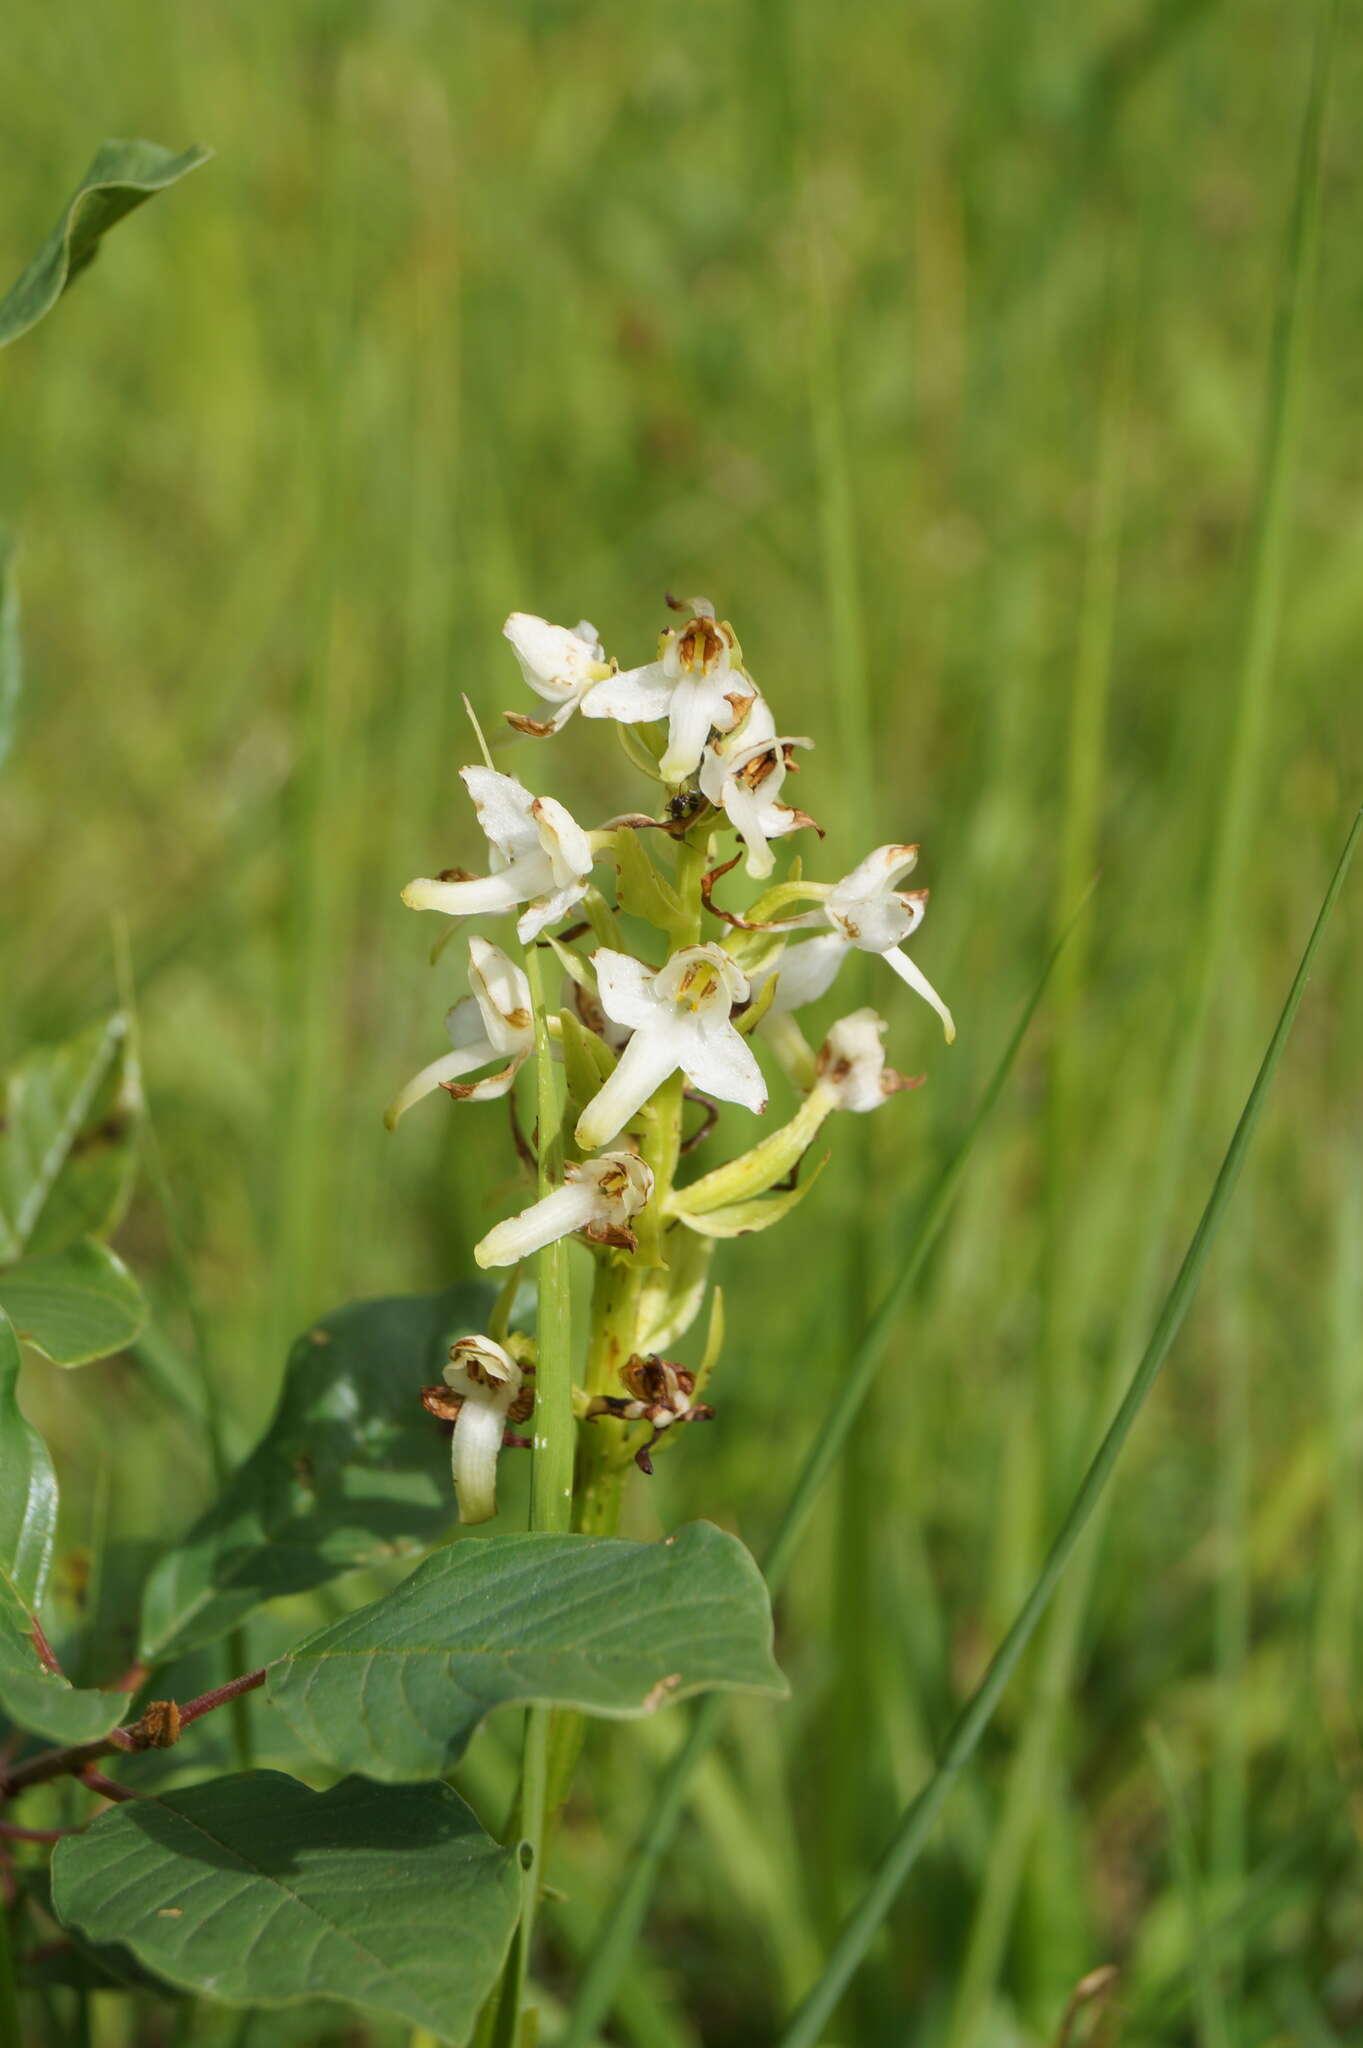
384,938 -> 533,1130
813,1008 -> 922,1113
699,697 -> 815,880
502,613 -> 613,735
576,943 -> 767,1151
402,766 -> 593,944
581,598 -> 748,784
442,1336 -> 529,1525
772,845 -> 956,1041
475,1152 -> 655,1268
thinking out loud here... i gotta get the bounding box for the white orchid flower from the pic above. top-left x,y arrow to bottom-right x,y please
474,1152 -> 655,1268
576,943 -> 767,1151
384,938 -> 533,1130
699,697 -> 814,880
402,766 -> 594,943
442,1336 -> 528,1525
813,1008 -> 921,1113
502,612 -> 612,735
580,599 -> 748,784
769,845 -> 956,1041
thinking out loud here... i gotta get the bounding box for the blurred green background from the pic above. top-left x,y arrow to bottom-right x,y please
3,0 -> 1362,2041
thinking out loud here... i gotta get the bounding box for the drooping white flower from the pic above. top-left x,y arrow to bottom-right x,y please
769,845 -> 956,1041
385,938 -> 533,1130
580,599 -> 749,784
502,613 -> 612,734
474,1153 -> 655,1268
698,697 -> 815,880
442,1336 -> 528,1525
813,1008 -> 921,1113
402,766 -> 593,943
576,943 -> 767,1151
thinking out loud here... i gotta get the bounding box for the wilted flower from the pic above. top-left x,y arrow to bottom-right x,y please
813,1008 -> 922,1113
475,1152 -> 655,1268
698,697 -> 815,880
402,766 -> 593,944
384,937 -> 533,1129
438,1336 -> 530,1525
770,845 -> 955,1041
502,613 -> 612,735
580,599 -> 748,784
585,1353 -> 715,1474
576,943 -> 767,1151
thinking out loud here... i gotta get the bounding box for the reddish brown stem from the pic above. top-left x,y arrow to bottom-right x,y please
0,1667 -> 268,1804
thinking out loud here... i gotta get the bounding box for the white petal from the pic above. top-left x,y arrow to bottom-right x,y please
653,942 -> 749,1011
593,949 -> 662,1035
474,1182 -> 603,1268
383,1038 -> 498,1129
503,613 -> 601,700
883,945 -> 956,1042
466,938 -> 533,1054
402,871 -> 527,917
533,795 -> 594,885
579,662 -> 673,724
575,1027 -> 683,1151
831,843 -> 920,899
770,933 -> 849,1013
450,1399 -> 508,1525
444,1056 -> 526,1103
722,778 -> 778,879
460,765 -> 539,861
516,874 -> 589,944
675,1015 -> 767,1114
572,620 -> 604,657
829,885 -> 921,952
660,676 -> 728,783
816,1007 -> 890,1112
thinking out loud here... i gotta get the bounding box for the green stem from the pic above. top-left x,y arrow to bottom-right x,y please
492,940 -> 574,2048
561,911 -> 1076,2048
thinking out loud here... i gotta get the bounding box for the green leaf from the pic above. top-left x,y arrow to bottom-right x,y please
0,140 -> 211,349
610,825 -> 683,930
558,1006 -> 616,1113
51,1772 -> 520,2045
0,1014 -> 140,1264
268,1521 -> 787,1783
138,1283 -> 492,1664
0,1310 -> 125,1740
0,1237 -> 147,1367
0,534 -> 20,778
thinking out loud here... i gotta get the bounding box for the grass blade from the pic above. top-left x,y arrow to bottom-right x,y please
1146,1725 -> 1234,2048
776,806 -> 1361,2048
560,907 -> 1081,2048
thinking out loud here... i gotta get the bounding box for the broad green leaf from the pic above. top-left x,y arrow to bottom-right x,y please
138,1284 -> 492,1664
0,1014 -> 140,1264
52,1772 -> 520,2045
268,1520 -> 787,1782
0,534 -> 19,777
0,1237 -> 147,1366
0,1311 -> 125,1740
611,825 -> 683,930
558,1006 -> 616,1112
0,140 -> 211,349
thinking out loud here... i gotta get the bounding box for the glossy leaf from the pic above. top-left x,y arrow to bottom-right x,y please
269,1520 -> 787,1782
0,140 -> 211,348
52,1772 -> 520,2045
0,534 -> 19,777
0,1311 -> 124,1739
138,1283 -> 492,1663
0,1237 -> 147,1366
0,1014 -> 140,1264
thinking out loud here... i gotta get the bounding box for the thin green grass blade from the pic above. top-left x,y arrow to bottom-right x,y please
560,909 -> 1080,2048
775,806 -> 1361,2048
946,9 -> 1337,2029
1146,1725 -> 1234,2048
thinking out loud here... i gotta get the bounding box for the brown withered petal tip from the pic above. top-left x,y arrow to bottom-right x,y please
504,711 -> 558,737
